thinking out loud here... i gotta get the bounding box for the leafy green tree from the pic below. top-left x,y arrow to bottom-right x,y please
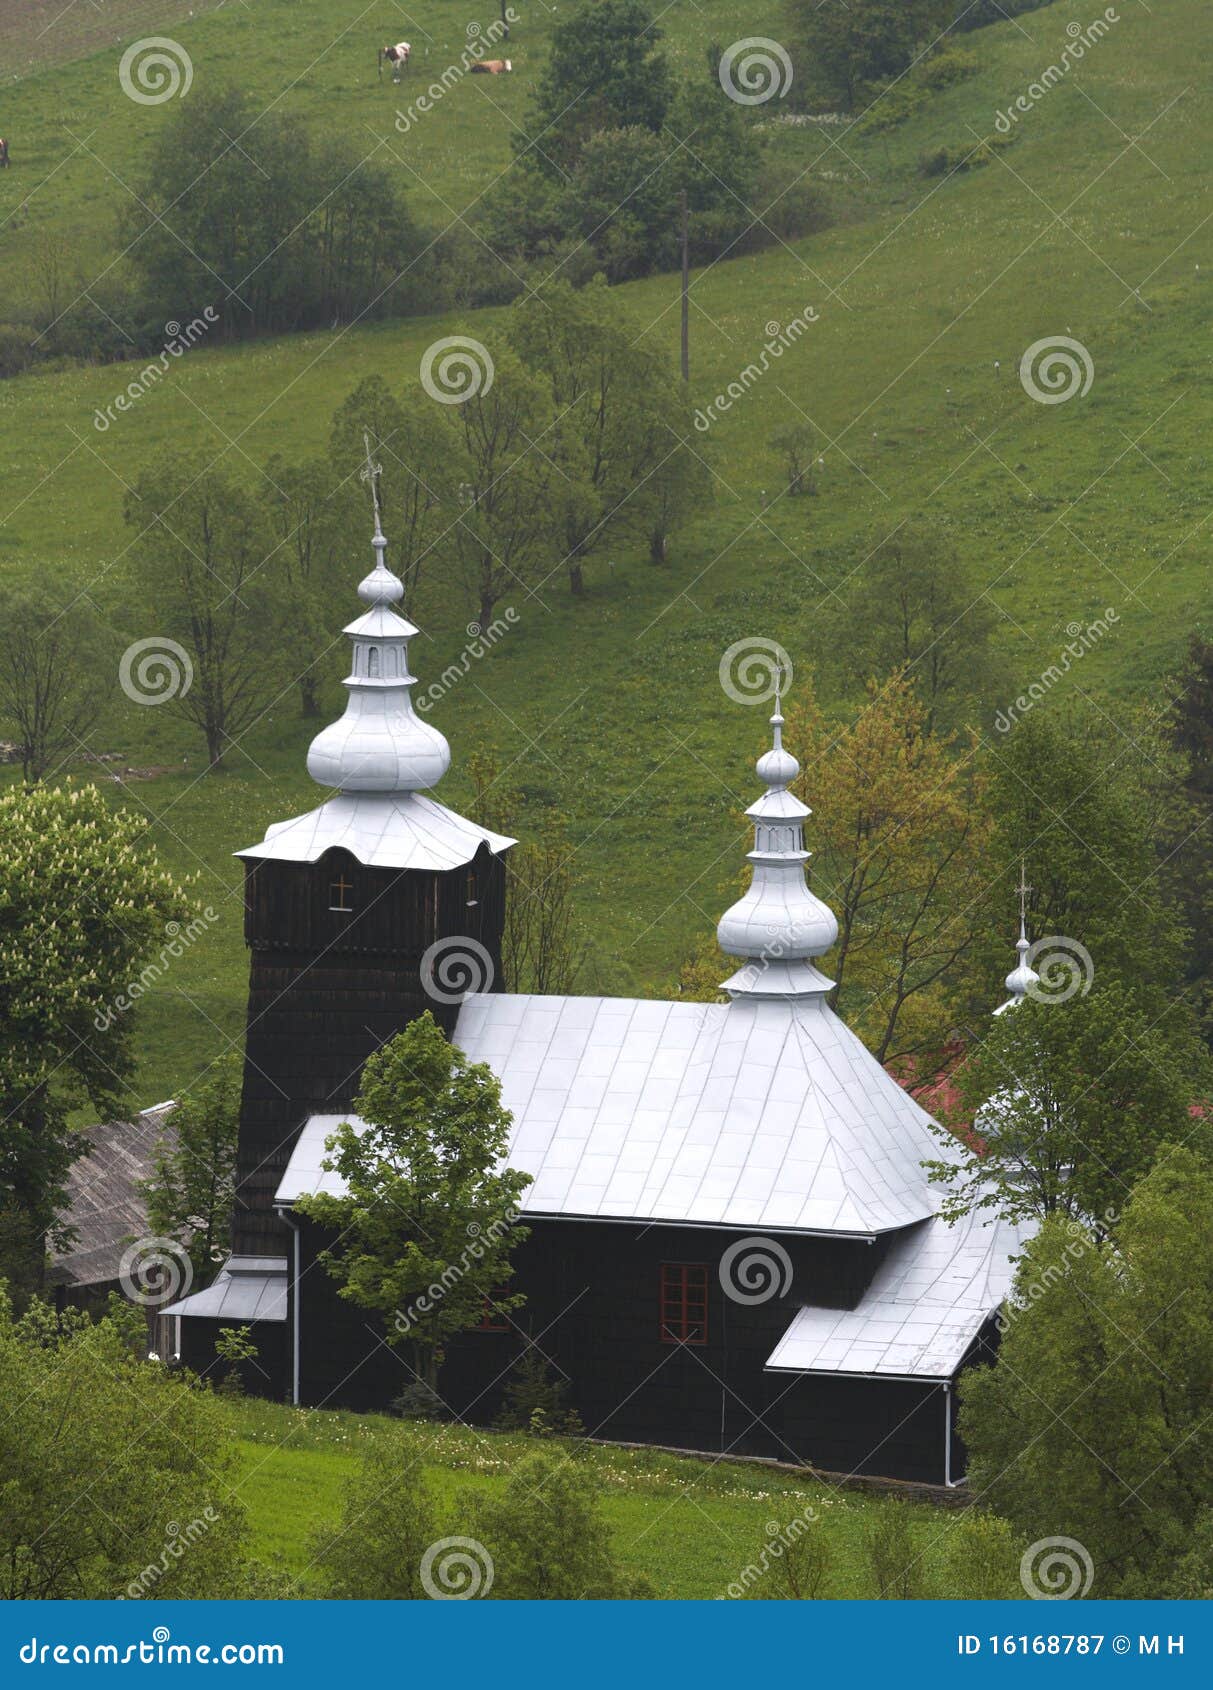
310,1428 -> 438,1598
517,0 -> 673,179
929,984 -> 1211,1230
788,0 -> 954,108
141,1052 -> 241,1294
827,519 -> 1006,733
1167,633 -> 1213,1032
126,88 -> 424,337
328,376 -> 448,614
863,1500 -> 929,1598
0,584 -> 107,783
470,1447 -> 643,1597
981,705 -> 1190,1010
261,455 -> 356,717
513,279 -> 693,592
564,127 -> 676,282
959,1147 -> 1213,1597
297,1012 -> 531,1394
770,422 -> 817,498
124,455 -> 278,768
0,785 -> 192,1294
0,1290 -> 251,1597
936,1510 -> 1024,1599
443,349 -> 564,628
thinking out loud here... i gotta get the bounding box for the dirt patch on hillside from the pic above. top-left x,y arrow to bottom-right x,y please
2,0 -> 231,81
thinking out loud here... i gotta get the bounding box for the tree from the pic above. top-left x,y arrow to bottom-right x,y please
981,704 -> 1190,1011
927,983 -> 1211,1231
785,672 -> 992,1063
827,520 -> 1004,733
444,350 -> 562,628
296,1013 -> 532,1394
513,279 -> 692,593
0,784 -> 192,1294
468,752 -> 587,994
770,422 -> 817,498
563,127 -> 677,282
126,88 -> 425,337
329,376 -> 448,614
788,0 -> 955,108
310,1428 -> 438,1598
0,1291 -> 252,1598
470,1447 -> 642,1598
1167,634 -> 1213,1031
959,1147 -> 1213,1597
141,1051 -> 241,1295
261,456 -> 356,716
0,584 -> 107,782
517,0 -> 673,180
124,455 -> 278,767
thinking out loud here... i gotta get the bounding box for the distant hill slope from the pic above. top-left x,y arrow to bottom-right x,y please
0,0 -> 1210,1103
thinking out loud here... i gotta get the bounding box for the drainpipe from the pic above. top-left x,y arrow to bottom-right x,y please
943,1380 -> 967,1488
275,1206 -> 301,1407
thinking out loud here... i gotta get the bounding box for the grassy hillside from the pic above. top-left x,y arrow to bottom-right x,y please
1,0 -> 1210,1103
224,1397 -> 977,1598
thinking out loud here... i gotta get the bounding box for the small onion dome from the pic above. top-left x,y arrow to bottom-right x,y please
306,524 -> 451,793
716,698 -> 838,999
995,927 -> 1040,1015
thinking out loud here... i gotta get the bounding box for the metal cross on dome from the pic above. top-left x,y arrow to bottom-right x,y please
360,429 -> 384,534
1016,859 -> 1033,927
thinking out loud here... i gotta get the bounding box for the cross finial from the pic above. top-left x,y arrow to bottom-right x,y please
1016,859 -> 1032,927
360,429 -> 384,538
771,663 -> 785,752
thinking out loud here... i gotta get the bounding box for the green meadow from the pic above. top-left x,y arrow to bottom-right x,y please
1,0 -> 1209,1102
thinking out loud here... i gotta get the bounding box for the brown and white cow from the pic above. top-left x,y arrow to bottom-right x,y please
379,41 -> 411,81
469,59 -> 512,74
0,139 -> 9,170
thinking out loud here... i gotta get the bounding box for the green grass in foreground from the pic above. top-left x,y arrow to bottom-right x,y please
2,1 -> 1211,1105
223,1396 -> 979,1599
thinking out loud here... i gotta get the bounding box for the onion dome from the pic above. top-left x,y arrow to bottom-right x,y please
994,866 -> 1040,1015
717,685 -> 838,999
306,483 -> 450,793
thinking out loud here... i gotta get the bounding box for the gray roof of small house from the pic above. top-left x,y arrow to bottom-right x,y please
276,990 -> 953,1237
765,1209 -> 1031,1380
161,1255 -> 288,1323
49,1102 -> 176,1289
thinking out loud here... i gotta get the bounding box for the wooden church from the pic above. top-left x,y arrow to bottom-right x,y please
166,496 -> 1028,1486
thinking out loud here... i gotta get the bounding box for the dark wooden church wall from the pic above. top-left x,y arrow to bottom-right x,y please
291,1213 -> 950,1482
232,844 -> 505,1258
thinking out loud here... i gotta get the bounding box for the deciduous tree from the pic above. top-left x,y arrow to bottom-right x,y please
297,1013 -> 531,1395
141,1051 -> 241,1294
0,584 -> 107,782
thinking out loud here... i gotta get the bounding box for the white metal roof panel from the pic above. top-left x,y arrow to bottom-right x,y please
162,1255 -> 288,1322
277,992 -> 956,1236
236,791 -> 514,872
765,1211 -> 1032,1379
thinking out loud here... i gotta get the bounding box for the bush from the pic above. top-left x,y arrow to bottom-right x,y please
310,1428 -> 438,1598
392,1381 -> 449,1422
938,1509 -> 1025,1599
470,1447 -> 646,1598
0,1289 -> 251,1598
863,1500 -> 929,1599
0,324 -> 33,379
494,1349 -> 582,1437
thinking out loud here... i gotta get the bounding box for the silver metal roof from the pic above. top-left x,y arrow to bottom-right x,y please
276,991 -> 953,1236
765,1210 -> 1031,1380
236,791 -> 514,872
162,1255 -> 288,1323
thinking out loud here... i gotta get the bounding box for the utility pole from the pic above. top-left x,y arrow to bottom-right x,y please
679,188 -> 689,384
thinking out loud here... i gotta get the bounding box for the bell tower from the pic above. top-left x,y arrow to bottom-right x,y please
230,446 -> 514,1254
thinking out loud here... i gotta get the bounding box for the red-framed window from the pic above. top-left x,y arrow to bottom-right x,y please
478,1285 -> 512,1332
660,1263 -> 709,1345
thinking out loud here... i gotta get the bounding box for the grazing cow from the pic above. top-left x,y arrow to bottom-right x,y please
379,41 -> 411,82
470,59 -> 512,74
0,139 -> 9,170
